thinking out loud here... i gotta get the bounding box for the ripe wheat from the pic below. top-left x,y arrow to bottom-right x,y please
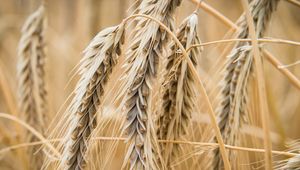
214,0 -> 280,168
121,0 -> 182,169
157,12 -> 201,168
282,155 -> 300,170
60,25 -> 125,170
17,5 -> 47,170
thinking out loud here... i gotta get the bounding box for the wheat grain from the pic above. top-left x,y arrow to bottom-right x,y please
121,0 -> 181,169
60,24 -> 125,170
214,0 -> 280,169
280,155 -> 300,170
157,12 -> 201,168
17,5 -> 47,169
278,142 -> 300,169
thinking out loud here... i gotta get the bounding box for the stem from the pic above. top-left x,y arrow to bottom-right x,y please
263,50 -> 300,89
286,0 -> 300,7
241,0 -> 273,169
189,0 -> 300,91
189,0 -> 238,30
187,38 -> 300,50
0,113 -> 60,157
1,136 -> 298,158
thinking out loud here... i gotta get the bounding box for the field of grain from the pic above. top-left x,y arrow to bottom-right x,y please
0,0 -> 300,169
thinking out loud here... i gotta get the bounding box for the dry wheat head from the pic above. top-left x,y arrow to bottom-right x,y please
59,24 -> 125,170
213,0 -> 280,169
156,12 -> 201,168
121,0 -> 182,169
17,5 -> 47,169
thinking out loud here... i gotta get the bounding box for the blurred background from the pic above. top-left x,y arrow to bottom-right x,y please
0,0 -> 299,169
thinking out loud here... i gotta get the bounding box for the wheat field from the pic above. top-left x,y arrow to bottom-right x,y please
0,0 -> 300,169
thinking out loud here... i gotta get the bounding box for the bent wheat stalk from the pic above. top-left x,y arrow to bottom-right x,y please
122,0 -> 182,169
157,12 -> 201,168
60,25 -> 125,169
214,0 -> 279,169
17,5 -> 47,169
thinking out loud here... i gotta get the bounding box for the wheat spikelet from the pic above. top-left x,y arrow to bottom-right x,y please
156,12 -> 201,168
277,142 -> 300,170
60,24 -> 125,170
122,0 -> 181,169
281,155 -> 300,170
213,0 -> 280,169
17,5 -> 47,169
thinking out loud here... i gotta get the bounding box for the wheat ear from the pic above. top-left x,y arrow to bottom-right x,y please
17,5 -> 47,169
122,0 -> 181,169
60,24 -> 125,170
157,12 -> 201,168
214,0 -> 280,169
279,142 -> 300,170
281,155 -> 300,170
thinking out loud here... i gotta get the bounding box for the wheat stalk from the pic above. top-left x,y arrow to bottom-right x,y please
190,0 -> 300,90
121,0 -> 181,169
59,24 -> 125,170
214,0 -> 280,169
156,12 -> 201,168
17,5 -> 47,169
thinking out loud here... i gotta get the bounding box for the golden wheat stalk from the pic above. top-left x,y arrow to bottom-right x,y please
214,0 -> 280,168
60,24 -> 125,170
157,12 -> 201,168
121,0 -> 182,169
17,5 -> 47,169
